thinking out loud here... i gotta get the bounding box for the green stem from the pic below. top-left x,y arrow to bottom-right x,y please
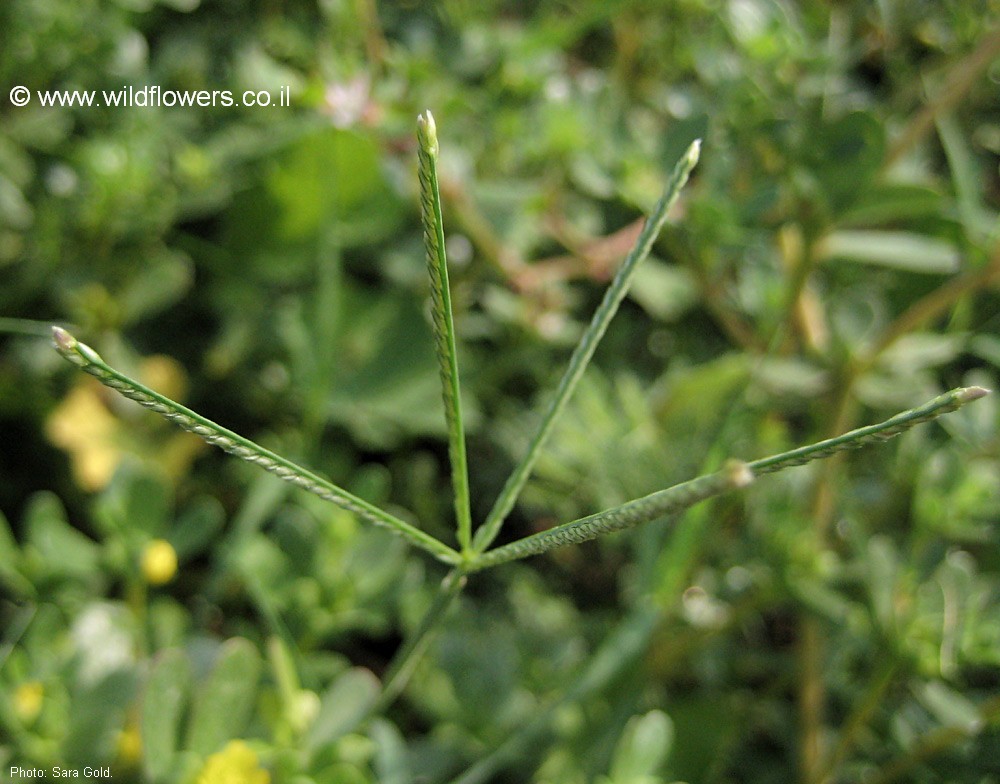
372,568 -> 465,712
472,139 -> 702,554
417,111 -> 474,555
51,327 -> 461,566
798,615 -> 825,784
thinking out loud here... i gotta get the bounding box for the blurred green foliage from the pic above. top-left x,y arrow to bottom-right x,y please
2,1 -> 999,782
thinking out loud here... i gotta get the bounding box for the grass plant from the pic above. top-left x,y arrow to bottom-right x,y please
3,5 -> 998,781
48,116 -> 990,780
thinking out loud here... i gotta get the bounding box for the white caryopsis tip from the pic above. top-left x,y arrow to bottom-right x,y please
52,326 -> 103,365
51,325 -> 76,352
958,386 -> 990,402
724,459 -> 754,489
417,110 -> 438,156
686,138 -> 702,168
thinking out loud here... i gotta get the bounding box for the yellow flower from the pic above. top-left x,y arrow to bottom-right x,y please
46,382 -> 120,491
47,354 -> 205,491
14,681 -> 43,724
141,539 -> 178,585
197,740 -> 269,784
116,722 -> 142,766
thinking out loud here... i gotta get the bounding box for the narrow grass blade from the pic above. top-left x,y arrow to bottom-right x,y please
469,460 -> 752,572
417,111 -> 473,554
51,327 -> 461,565
472,139 -> 702,554
747,386 -> 989,476
0,317 -> 63,337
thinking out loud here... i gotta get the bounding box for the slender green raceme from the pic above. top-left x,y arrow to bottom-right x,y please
472,138 -> 703,555
747,385 -> 989,476
470,460 -> 753,571
417,110 -> 474,555
50,326 -> 462,566
470,386 -> 989,571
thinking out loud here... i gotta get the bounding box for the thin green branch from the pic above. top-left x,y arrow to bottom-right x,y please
417,111 -> 473,555
51,327 -> 461,566
472,139 -> 702,554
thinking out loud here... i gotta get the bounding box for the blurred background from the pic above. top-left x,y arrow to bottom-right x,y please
1,1 -> 999,782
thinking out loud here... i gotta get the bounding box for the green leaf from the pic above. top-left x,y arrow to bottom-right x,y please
24,492 -> 101,580
876,333 -> 967,375
752,356 -> 828,398
119,247 -> 193,323
806,111 -> 885,214
267,128 -> 403,243
370,718 -> 412,784
306,667 -> 380,757
841,182 -> 945,225
818,230 -> 961,274
170,496 -> 226,559
96,464 -> 172,539
936,109 -> 998,242
323,287 -> 468,449
312,763 -> 371,784
668,694 -> 740,782
0,509 -> 32,596
609,710 -> 674,782
917,681 -> 982,733
65,669 -> 137,766
628,260 -> 699,322
142,648 -> 192,782
185,638 -> 262,757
